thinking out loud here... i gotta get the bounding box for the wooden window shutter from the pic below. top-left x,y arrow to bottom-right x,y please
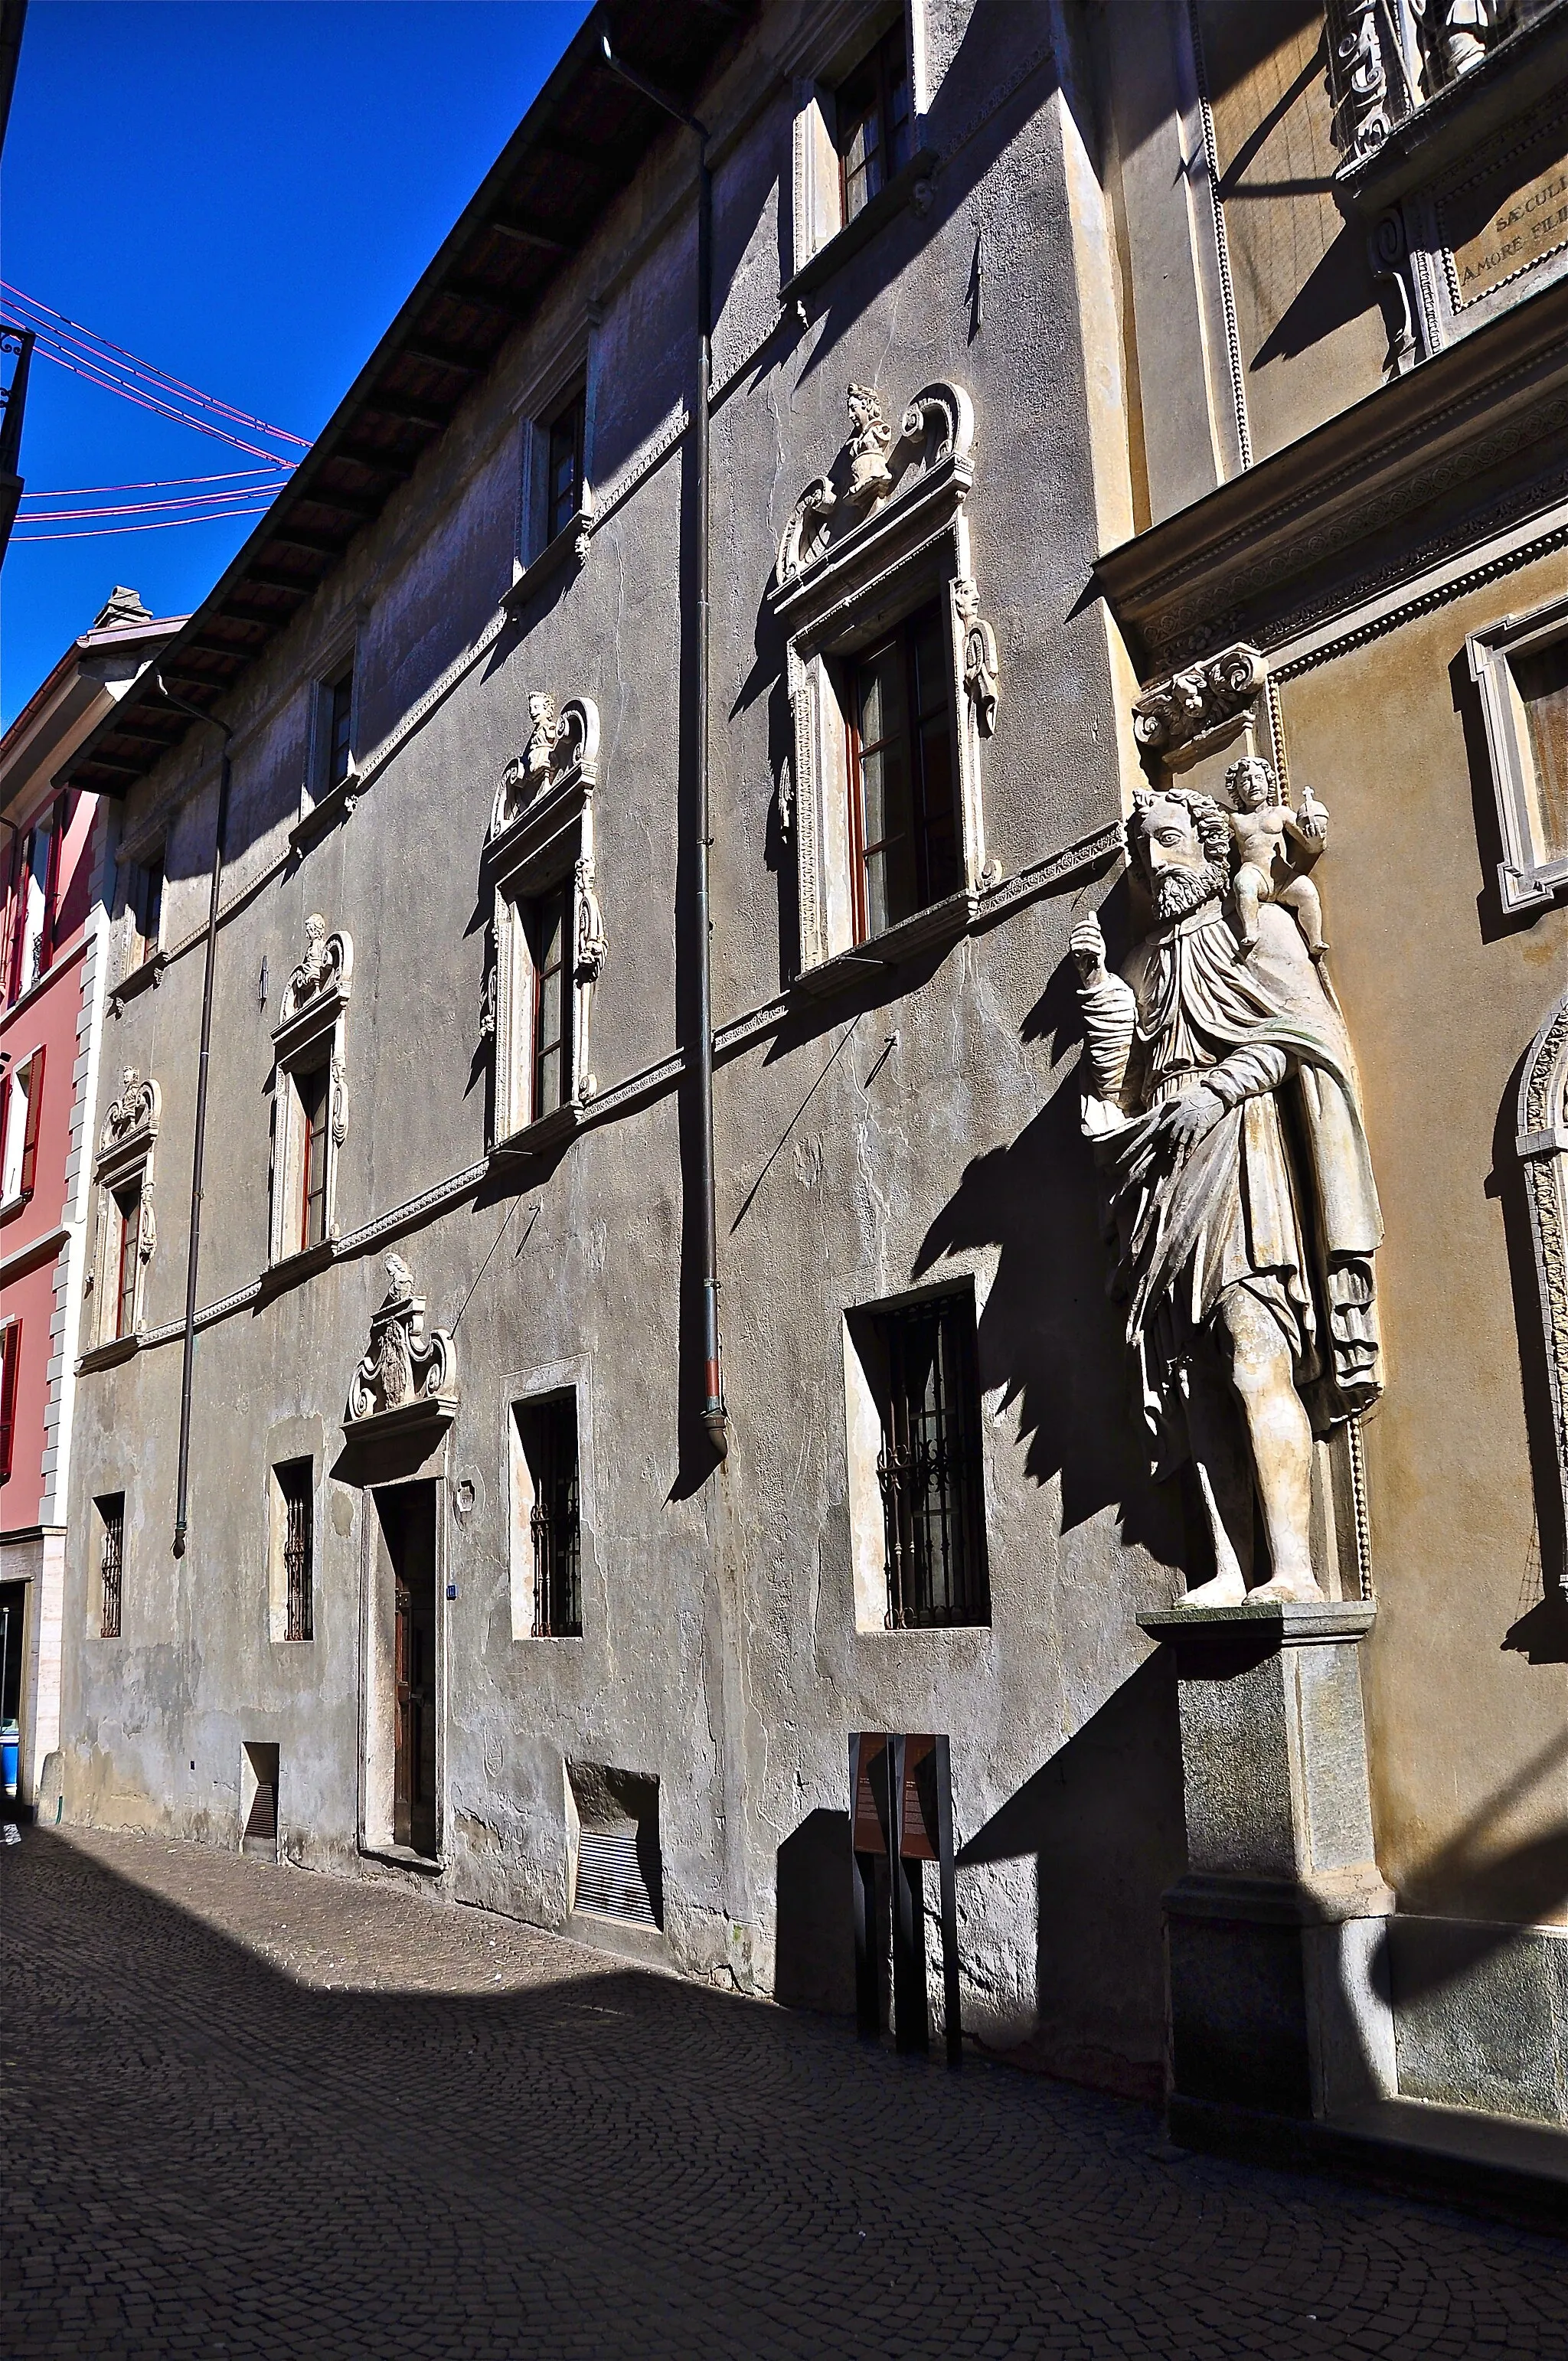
18,1047 -> 43,1201
0,1322 -> 19,1483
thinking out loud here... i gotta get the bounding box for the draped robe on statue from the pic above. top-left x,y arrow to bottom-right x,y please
1079,900 -> 1383,1478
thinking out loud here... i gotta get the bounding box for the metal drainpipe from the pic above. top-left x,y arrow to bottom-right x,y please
601,39 -> 728,1457
154,674 -> 234,1556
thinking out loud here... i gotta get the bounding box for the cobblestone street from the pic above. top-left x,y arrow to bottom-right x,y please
5,1827 -> 1564,2359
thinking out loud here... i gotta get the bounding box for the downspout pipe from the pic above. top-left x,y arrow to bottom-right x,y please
153,675 -> 234,1556
601,38 -> 728,1458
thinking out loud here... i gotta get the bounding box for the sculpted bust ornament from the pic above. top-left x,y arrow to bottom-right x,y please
1071,787 -> 1383,1606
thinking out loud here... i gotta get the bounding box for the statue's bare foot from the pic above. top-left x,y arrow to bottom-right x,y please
1308,939 -> 1330,962
1249,1573 -> 1325,1604
1175,1569 -> 1249,1609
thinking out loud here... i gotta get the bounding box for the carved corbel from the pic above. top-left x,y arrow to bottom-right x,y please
1132,644 -> 1266,757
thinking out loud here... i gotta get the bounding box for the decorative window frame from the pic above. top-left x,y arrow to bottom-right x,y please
482,694 -> 606,1153
1515,987 -> 1568,1573
1467,591 -> 1568,911
87,1067 -> 160,1351
769,379 -> 998,994
782,1 -> 935,288
503,1353 -> 595,1644
510,311 -> 601,591
266,915 -> 353,1268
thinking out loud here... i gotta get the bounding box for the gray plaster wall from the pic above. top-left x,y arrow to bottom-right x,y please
59,0 -> 1197,2095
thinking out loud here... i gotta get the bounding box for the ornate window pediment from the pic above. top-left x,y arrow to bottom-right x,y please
87,1066 -> 162,1349
483,693 -> 606,1152
769,380 -> 998,993
344,1253 -> 458,1444
268,914 -> 354,1266
773,380 -> 975,609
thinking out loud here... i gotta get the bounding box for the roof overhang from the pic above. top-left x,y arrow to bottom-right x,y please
56,2 -> 758,800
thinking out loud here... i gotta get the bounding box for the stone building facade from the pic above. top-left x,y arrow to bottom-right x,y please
46,2 -> 1568,2137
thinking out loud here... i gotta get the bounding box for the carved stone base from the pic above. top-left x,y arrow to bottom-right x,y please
1138,1601 -> 1396,2123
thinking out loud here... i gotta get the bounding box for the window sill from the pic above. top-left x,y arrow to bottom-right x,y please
260,1237 -> 337,1300
79,1333 -> 140,1373
781,147 -> 938,309
289,772 -> 359,857
109,949 -> 165,1014
490,1101 -> 584,1164
792,889 -> 978,1000
0,1187 -> 34,1229
505,506 -> 592,612
1339,8 -> 1568,213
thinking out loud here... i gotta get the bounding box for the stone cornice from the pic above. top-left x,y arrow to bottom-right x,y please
1096,275 -> 1568,674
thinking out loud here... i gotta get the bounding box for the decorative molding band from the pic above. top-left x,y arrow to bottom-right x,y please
1270,514 -> 1568,681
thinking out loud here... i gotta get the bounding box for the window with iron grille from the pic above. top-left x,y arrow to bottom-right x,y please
275,1459 -> 314,1643
867,1295 -> 988,1629
545,387 -> 586,546
846,603 -> 960,942
516,1393 -> 581,1637
97,1491 -> 125,1639
114,1180 -> 142,1340
835,23 -> 912,224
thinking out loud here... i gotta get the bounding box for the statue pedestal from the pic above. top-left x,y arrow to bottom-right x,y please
1138,1600 -> 1396,2130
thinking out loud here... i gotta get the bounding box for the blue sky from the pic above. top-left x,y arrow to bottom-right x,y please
2,1 -> 590,727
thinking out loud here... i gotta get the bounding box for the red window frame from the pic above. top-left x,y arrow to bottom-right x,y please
115,1180 -> 142,1341
298,1063 -> 331,1250
846,603 -> 960,944
529,883 -> 571,1122
0,1320 -> 19,1483
2,1046 -> 44,1206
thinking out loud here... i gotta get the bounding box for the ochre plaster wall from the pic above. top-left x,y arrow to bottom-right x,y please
1276,548 -> 1568,1931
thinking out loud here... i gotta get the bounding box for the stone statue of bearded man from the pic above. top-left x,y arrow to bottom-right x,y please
1070,786 -> 1383,1605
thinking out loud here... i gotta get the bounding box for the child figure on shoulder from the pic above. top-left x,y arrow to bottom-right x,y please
1225,753 -> 1330,962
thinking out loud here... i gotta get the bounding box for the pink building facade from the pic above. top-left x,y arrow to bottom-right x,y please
1,589 -> 178,1808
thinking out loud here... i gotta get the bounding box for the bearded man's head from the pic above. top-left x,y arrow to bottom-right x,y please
1128,788 -> 1233,923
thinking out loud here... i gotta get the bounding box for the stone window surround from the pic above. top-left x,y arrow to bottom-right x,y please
1515,986 -> 1568,1572
266,1454 -> 317,1646
86,1072 -> 160,1355
1467,588 -> 1568,911
841,1265 -> 995,1636
502,1353 -> 596,1645
784,0 -> 934,283
266,924 -> 353,1269
484,697 -> 604,1154
305,623 -> 362,811
772,379 -> 992,994
511,308 -> 602,582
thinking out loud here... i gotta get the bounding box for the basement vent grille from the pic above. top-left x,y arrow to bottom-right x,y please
576,1823 -> 658,1925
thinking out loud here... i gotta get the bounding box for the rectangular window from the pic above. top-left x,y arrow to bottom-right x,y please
7,820 -> 56,1003
0,1321 -> 18,1483
835,24 -> 912,224
871,1295 -> 988,1629
516,1394 -> 581,1638
127,852 -> 164,965
848,603 -> 959,941
114,1180 -> 142,1340
545,387 -> 586,546
275,1459 -> 314,1643
528,884 -> 571,1122
97,1491 -> 125,1638
298,1062 -> 330,1249
1,1046 -> 43,1205
323,661 -> 354,792
1514,631 -> 1568,867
